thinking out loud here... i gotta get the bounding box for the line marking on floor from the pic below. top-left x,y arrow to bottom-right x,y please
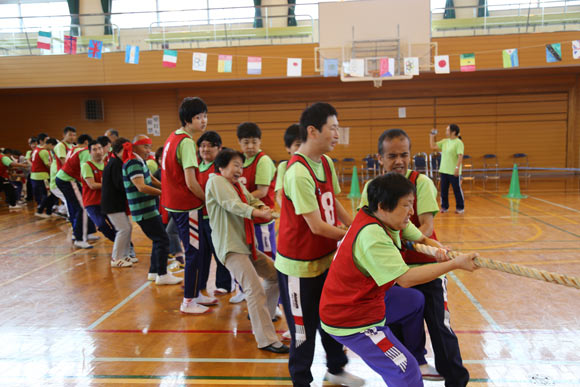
87,281 -> 151,330
529,195 -> 580,214
481,195 -> 580,239
89,329 -> 288,334
448,272 -> 501,331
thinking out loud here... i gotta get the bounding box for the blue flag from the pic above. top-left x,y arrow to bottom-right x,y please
125,45 -> 140,64
88,40 -> 102,59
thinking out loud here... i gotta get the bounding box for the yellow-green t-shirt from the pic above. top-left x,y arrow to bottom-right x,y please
274,161 -> 288,192
30,148 -> 51,181
358,170 -> 439,218
274,153 -> 341,278
321,220 -> 422,337
243,151 -> 276,187
146,159 -> 159,176
437,138 -> 464,175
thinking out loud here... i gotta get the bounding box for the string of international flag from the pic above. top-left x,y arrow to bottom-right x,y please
36,31 -> 580,77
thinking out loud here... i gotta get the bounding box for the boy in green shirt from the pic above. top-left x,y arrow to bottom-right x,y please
275,123 -> 301,208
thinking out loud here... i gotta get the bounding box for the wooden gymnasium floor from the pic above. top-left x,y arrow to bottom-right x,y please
0,176 -> 579,386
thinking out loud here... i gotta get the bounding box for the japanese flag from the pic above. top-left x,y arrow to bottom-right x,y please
434,55 -> 450,74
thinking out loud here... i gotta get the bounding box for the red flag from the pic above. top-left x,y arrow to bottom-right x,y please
64,35 -> 77,55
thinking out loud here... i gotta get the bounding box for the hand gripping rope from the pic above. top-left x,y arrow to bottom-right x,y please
409,242 -> 580,290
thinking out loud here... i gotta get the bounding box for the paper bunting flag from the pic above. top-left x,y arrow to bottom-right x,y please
323,58 -> 339,77
64,35 -> 77,55
125,45 -> 140,64
502,49 -> 519,68
404,57 -> 419,76
218,55 -> 233,73
342,61 -> 351,75
37,31 -> 51,50
460,53 -> 475,72
573,40 -> 580,60
247,56 -> 262,74
287,58 -> 302,77
546,43 -> 562,63
162,50 -> 177,67
88,40 -> 103,59
380,57 -> 395,77
434,55 -> 450,74
192,52 -> 208,72
349,58 -> 365,77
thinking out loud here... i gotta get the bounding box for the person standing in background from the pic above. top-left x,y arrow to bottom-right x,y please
429,124 -> 465,214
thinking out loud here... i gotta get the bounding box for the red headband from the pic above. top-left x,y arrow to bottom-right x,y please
122,138 -> 152,163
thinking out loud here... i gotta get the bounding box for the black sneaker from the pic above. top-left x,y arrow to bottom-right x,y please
260,343 -> 289,354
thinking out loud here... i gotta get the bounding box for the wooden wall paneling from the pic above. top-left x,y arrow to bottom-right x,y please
497,121 -> 567,167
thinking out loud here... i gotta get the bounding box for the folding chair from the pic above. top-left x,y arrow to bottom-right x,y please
412,153 -> 429,176
461,154 -> 475,192
513,153 -> 530,185
483,154 -> 500,190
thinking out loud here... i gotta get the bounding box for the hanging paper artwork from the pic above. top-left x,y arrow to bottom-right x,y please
434,55 -> 450,74
193,52 -> 208,72
163,50 -> 177,67
460,53 -> 475,72
64,35 -> 77,55
404,57 -> 419,76
502,49 -> 519,68
37,31 -> 51,50
125,45 -> 140,64
247,56 -> 262,74
218,55 -> 233,73
287,58 -> 302,77
323,58 -> 339,77
380,58 -> 395,77
545,43 -> 562,63
349,58 -> 365,77
88,40 -> 103,59
573,40 -> 580,60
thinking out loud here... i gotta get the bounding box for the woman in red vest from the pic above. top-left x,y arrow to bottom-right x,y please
320,173 -> 478,386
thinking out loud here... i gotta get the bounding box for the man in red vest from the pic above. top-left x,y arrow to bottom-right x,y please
320,173 -> 478,386
276,102 -> 363,387
358,129 -> 470,385
81,140 -> 122,264
30,137 -> 57,218
161,97 -> 216,314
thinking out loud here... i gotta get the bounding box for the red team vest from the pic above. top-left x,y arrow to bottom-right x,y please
401,170 -> 438,265
196,161 -> 215,217
61,147 -> 87,182
320,208 -> 397,329
54,142 -> 74,171
0,154 -> 9,178
30,147 -> 51,174
277,154 -> 337,262
81,160 -> 103,207
161,131 -> 203,211
241,151 -> 276,225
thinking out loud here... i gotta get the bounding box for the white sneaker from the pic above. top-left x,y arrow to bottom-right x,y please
129,256 -> 138,263
194,293 -> 218,306
180,300 -> 210,314
155,273 -> 183,285
229,291 -> 246,304
419,363 -> 444,381
323,370 -> 365,387
167,261 -> 183,274
74,241 -> 93,249
87,234 -> 100,241
213,288 -> 228,295
35,212 -> 50,218
9,204 -> 23,210
110,258 -> 133,268
147,273 -> 157,281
